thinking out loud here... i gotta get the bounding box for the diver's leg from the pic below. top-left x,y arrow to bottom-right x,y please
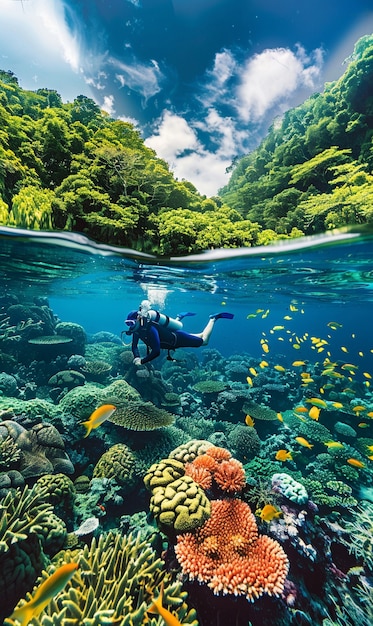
192,312 -> 234,346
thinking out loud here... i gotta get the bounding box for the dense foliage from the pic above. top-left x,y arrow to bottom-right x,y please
219,35 -> 373,235
0,34 -> 372,254
0,69 -> 296,256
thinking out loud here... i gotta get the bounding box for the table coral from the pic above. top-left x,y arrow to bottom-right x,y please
175,498 -> 289,602
108,400 -> 175,431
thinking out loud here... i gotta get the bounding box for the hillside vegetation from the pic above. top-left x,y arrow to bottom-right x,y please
0,34 -> 372,255
219,35 -> 373,235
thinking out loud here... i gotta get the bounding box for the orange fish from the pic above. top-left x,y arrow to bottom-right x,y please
81,404 -> 117,437
147,583 -> 183,626
347,458 -> 365,468
245,414 -> 255,427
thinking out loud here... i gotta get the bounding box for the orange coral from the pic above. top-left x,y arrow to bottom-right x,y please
175,499 -> 289,602
185,463 -> 213,491
186,446 -> 246,495
213,458 -> 246,494
205,446 -> 231,461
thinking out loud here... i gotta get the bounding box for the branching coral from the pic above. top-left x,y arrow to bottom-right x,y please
175,498 -> 289,602
338,501 -> 373,570
5,532 -> 199,626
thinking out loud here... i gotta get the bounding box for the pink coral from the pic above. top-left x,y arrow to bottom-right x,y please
186,446 -> 246,495
175,499 -> 289,602
213,458 -> 246,494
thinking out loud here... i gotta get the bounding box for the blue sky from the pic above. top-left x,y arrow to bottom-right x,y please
1,1 -> 373,195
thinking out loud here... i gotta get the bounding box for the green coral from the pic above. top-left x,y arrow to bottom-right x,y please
108,400 -> 175,431
242,400 -> 278,421
339,501 -> 373,570
82,359 -> 112,382
6,532 -> 199,626
192,380 -> 227,394
34,474 -> 75,507
227,424 -> 261,461
93,444 -> 137,492
144,458 -> 210,534
0,436 -> 21,470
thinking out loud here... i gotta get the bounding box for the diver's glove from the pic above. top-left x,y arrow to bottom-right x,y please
133,357 -> 142,366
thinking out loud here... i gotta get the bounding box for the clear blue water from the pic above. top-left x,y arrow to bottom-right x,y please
1,226 -> 372,365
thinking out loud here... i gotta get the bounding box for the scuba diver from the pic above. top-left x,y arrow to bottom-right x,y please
123,300 -> 234,365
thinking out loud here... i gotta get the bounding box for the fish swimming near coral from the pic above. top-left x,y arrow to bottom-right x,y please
80,404 -> 117,437
275,449 -> 293,462
257,504 -> 282,522
324,441 -> 344,449
245,414 -> 255,427
308,406 -> 321,421
8,562 -> 79,626
295,436 -> 313,449
347,458 -> 365,468
147,583 -> 183,626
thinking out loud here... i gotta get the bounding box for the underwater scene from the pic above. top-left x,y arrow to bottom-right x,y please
1,226 -> 373,626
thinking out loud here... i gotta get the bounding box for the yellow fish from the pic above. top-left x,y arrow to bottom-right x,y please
274,365 -> 286,372
245,414 -> 255,427
259,360 -> 269,368
9,562 -> 79,626
284,315 -> 292,320
292,361 -> 306,366
347,458 -> 365,468
332,402 -> 344,409
276,412 -> 284,422
275,449 -> 293,462
358,423 -> 369,428
341,346 -> 349,353
324,441 -> 344,449
246,376 -> 253,387
293,344 -> 301,350
368,455 -> 373,461
309,406 -> 321,421
249,367 -> 257,377
306,397 -> 327,409
272,325 -> 285,331
290,304 -> 298,312
366,445 -> 373,451
262,309 -> 270,318
81,404 -> 117,437
147,583 -> 183,626
258,504 -> 282,523
367,412 -> 373,418
262,343 -> 270,353
363,372 -> 372,379
327,321 -> 342,330
352,405 -> 366,413
341,363 -> 358,370
295,437 -> 313,449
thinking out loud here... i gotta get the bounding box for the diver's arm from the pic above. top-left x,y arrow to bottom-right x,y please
131,334 -> 141,359
140,326 -> 161,364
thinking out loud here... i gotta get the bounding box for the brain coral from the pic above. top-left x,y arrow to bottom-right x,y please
169,439 -> 213,464
93,443 -> 137,493
271,473 -> 308,504
175,498 -> 289,602
144,458 -> 211,533
227,424 -> 261,462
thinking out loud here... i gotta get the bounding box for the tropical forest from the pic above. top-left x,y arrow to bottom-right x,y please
0,34 -> 373,256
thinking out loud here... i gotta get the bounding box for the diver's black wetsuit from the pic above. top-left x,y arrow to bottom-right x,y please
131,320 -> 203,364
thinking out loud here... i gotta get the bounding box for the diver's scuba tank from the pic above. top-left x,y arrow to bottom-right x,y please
145,309 -> 183,331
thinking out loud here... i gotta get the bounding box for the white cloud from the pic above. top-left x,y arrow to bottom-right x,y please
146,111 -> 199,162
112,57 -> 164,102
236,46 -> 323,122
0,0 -> 89,100
102,94 -> 115,116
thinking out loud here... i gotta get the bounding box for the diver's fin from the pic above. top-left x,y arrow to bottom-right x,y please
177,311 -> 196,320
209,312 -> 234,320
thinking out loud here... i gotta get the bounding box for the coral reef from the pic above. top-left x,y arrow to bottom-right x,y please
175,498 -> 289,601
108,400 -> 176,431
5,532 -> 198,626
93,443 -> 137,493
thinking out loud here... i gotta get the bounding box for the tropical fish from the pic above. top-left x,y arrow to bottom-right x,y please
352,405 -> 366,413
247,313 -> 257,319
259,360 -> 269,368
363,372 -> 372,379
295,437 -> 313,449
246,376 -> 253,387
292,361 -> 306,366
275,449 -> 293,462
290,304 -> 298,312
359,352 -> 364,357
256,309 -> 265,314
284,315 -> 292,320
262,309 -> 270,318
80,404 -> 117,437
368,455 -> 373,461
272,325 -> 285,331
306,397 -> 327,409
276,412 -> 284,422
294,406 -> 308,414
309,406 -> 321,421
262,342 -> 269,353
245,414 -> 255,427
327,321 -> 342,330
147,583 -> 183,626
274,365 -> 286,372
324,441 -> 344,449
9,562 -> 79,626
358,423 -> 369,428
367,412 -> 373,418
341,346 -> 349,353
347,458 -> 365,468
341,363 -> 358,371
366,445 -> 373,452
249,367 -> 257,377
293,343 -> 301,350
258,504 -> 282,523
